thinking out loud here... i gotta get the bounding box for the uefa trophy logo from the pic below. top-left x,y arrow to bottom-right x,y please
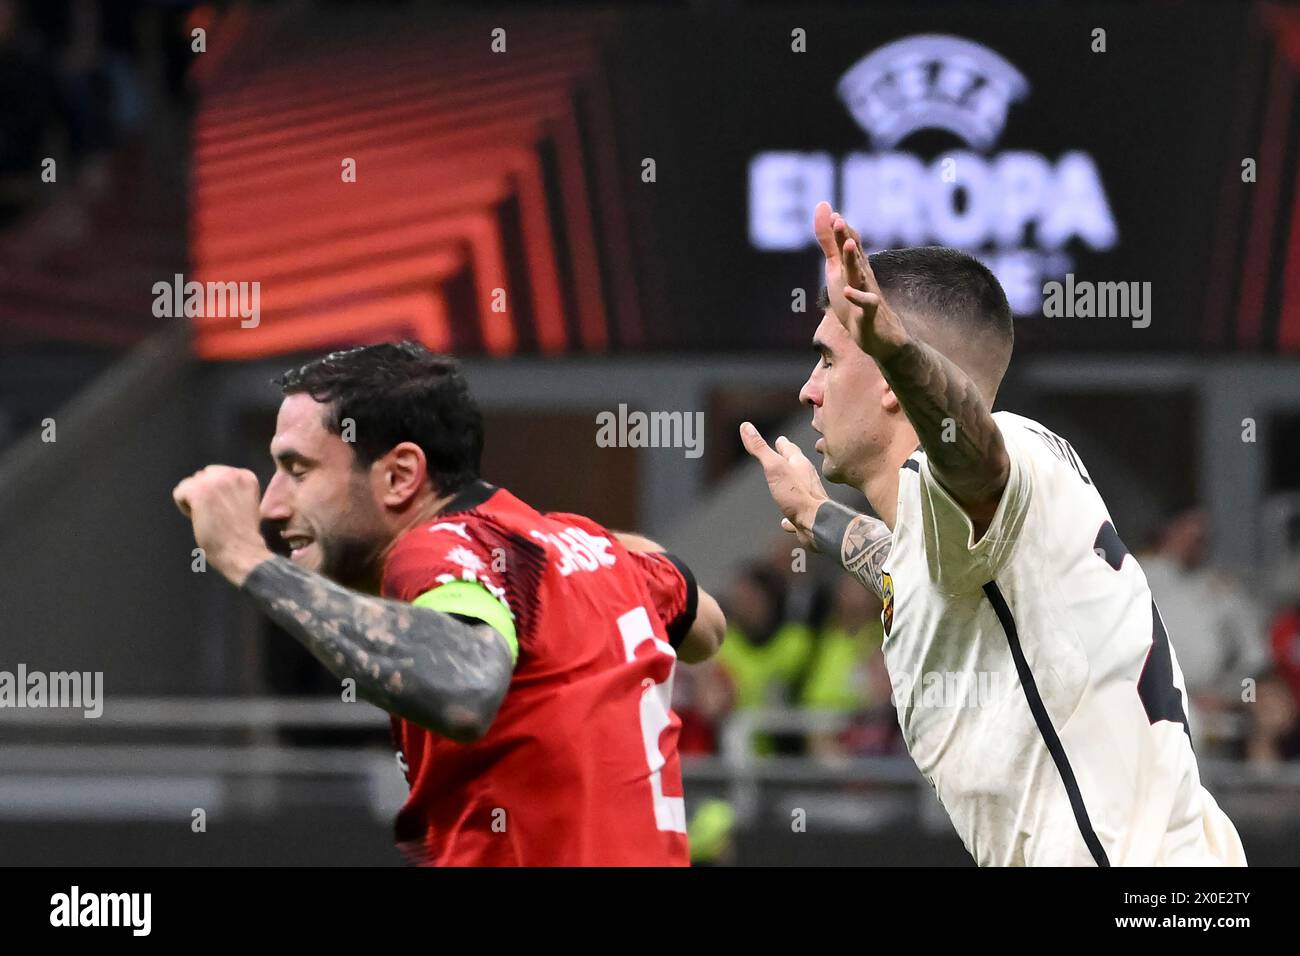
836,34 -> 1030,151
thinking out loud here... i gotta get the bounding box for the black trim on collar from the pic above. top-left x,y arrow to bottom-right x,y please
440,479 -> 497,516
901,459 -> 920,473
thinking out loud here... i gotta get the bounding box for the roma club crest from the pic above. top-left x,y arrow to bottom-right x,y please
881,572 -> 894,637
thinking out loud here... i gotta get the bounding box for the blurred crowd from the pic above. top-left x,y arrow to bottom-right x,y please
676,507 -> 1300,768
0,0 -> 192,226
1141,507 -> 1300,766
674,535 -> 902,762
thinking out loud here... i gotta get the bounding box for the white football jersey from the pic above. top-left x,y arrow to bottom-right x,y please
881,411 -> 1246,866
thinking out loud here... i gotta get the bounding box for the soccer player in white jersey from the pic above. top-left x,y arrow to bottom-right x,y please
741,201 -> 1245,866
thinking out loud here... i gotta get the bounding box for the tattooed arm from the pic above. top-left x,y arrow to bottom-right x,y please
739,424 -> 893,599
873,340 -> 1009,526
243,556 -> 513,743
809,501 -> 892,601
816,203 -> 1009,532
171,466 -> 513,743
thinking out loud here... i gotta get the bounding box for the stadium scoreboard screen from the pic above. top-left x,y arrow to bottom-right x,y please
607,6 -> 1272,354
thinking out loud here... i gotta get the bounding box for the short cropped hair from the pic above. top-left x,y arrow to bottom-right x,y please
816,246 -> 1014,394
818,246 -> 1013,348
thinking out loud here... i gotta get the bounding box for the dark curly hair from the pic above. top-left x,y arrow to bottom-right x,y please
275,341 -> 484,496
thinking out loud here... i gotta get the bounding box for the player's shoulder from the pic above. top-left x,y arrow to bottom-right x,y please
538,509 -> 614,538
986,411 -> 1066,467
532,511 -> 628,573
382,483 -> 547,599
992,412 -> 1087,468
903,411 -> 1042,473
392,482 -> 542,558
991,410 -> 1045,441
991,412 -> 1103,502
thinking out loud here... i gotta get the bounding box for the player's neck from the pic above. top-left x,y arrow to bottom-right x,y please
860,469 -> 901,530
367,489 -> 459,594
857,428 -> 918,530
407,488 -> 459,529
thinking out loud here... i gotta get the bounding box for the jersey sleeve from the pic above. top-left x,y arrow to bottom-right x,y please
382,522 -> 519,664
628,551 -> 699,650
915,415 -> 1034,594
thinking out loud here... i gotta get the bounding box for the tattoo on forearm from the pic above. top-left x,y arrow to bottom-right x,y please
877,337 -> 1007,503
241,556 -> 512,741
811,501 -> 892,601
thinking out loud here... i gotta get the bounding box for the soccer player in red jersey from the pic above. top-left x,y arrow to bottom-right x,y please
172,342 -> 726,866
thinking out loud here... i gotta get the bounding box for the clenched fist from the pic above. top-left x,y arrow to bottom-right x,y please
172,465 -> 273,586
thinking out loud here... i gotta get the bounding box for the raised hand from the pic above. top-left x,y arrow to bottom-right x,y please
812,201 -> 907,359
739,422 -> 829,548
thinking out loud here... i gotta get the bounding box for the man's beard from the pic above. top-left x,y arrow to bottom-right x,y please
316,529 -> 386,591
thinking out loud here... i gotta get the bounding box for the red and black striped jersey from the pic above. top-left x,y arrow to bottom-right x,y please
381,480 -> 697,866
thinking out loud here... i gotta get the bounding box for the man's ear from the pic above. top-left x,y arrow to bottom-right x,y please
881,382 -> 901,413
378,441 -> 429,508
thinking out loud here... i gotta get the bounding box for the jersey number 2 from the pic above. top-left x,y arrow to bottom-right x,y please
1095,521 -> 1192,740
618,607 -> 687,833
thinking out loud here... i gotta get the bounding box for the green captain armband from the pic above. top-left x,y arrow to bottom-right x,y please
412,581 -> 518,666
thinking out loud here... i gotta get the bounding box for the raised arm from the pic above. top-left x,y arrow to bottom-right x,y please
173,465 -> 512,742
241,557 -> 513,742
815,202 -> 1010,532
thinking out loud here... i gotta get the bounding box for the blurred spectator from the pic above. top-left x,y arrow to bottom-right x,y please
763,533 -> 831,632
802,576 -> 900,758
1261,586 -> 1300,765
0,0 -> 57,221
671,658 -> 734,756
716,563 -> 813,754
1141,507 -> 1268,752
0,1 -> 169,228
1244,671 -> 1300,767
1270,602 -> 1300,711
29,0 -> 113,162
802,576 -> 882,712
100,0 -> 147,136
686,798 -> 736,866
